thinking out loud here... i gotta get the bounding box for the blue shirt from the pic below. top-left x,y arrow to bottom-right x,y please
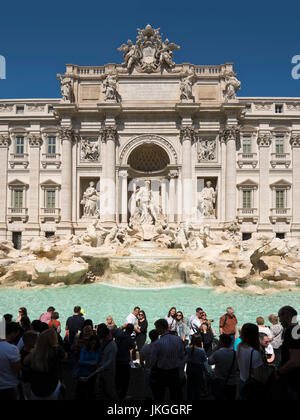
186,346 -> 207,365
150,332 -> 185,370
79,346 -> 101,377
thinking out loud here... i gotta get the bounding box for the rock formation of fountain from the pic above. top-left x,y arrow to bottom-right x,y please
1,213 -> 300,295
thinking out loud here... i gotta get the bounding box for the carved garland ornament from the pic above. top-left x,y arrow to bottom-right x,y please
28,134 -> 43,148
0,134 -> 10,147
257,133 -> 272,147
290,134 -> 300,148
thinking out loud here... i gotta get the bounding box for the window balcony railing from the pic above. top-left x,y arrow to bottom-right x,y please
7,207 -> 28,223
9,153 -> 29,169
270,153 -> 291,168
41,153 -> 61,169
40,208 -> 61,223
237,208 -> 258,223
270,208 -> 291,223
237,153 -> 258,168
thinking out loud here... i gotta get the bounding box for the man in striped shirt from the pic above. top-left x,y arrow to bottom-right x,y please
150,319 -> 185,400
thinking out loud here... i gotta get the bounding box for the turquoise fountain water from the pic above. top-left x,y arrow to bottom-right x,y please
1,284 -> 300,332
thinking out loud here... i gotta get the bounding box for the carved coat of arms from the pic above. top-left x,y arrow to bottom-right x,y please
118,24 -> 180,74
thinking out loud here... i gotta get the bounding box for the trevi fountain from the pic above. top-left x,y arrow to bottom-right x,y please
1,24 -> 300,325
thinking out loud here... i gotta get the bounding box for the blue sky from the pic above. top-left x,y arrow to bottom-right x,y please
0,0 -> 299,99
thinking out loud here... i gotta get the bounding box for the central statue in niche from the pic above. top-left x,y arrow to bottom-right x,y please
129,180 -> 167,241
134,180 -> 158,224
198,181 -> 217,218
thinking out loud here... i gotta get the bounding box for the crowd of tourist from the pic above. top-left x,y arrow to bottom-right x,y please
0,303 -> 299,401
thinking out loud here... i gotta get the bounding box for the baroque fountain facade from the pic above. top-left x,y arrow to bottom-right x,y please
0,25 -> 300,294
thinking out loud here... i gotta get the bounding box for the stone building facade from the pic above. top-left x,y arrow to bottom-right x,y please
1,25 -> 300,248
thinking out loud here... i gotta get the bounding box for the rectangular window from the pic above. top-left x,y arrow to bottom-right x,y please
47,136 -> 56,155
275,136 -> 285,154
16,106 -> 24,114
242,136 -> 252,153
46,190 -> 56,209
275,105 -> 283,114
16,137 -> 24,155
242,190 -> 252,208
14,189 -> 23,208
276,190 -> 285,209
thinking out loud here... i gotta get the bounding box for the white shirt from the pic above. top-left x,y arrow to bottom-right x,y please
165,316 -> 176,331
126,313 -> 138,338
237,345 -> 263,382
0,341 -> 20,390
189,315 -> 202,336
258,326 -> 273,339
126,313 -> 138,327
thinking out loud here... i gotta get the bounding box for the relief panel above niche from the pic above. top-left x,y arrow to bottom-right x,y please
196,85 -> 219,101
80,85 -> 101,102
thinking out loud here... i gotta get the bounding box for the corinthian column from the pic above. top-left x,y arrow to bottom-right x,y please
119,170 -> 128,224
180,126 -> 195,223
168,170 -> 178,223
101,126 -> 117,224
28,134 -> 42,226
0,134 -> 9,239
221,126 -> 239,222
290,133 -> 300,235
257,132 -> 272,231
59,127 -> 73,224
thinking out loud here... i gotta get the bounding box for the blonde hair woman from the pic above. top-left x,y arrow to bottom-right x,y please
27,328 -> 66,400
106,315 -> 117,331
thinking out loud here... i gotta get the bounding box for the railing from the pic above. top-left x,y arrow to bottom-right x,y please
10,153 -> 29,159
238,208 -> 257,215
8,207 -> 28,215
237,208 -> 258,223
238,153 -> 257,159
40,208 -> 61,223
271,208 -> 290,215
194,66 -> 222,75
271,153 -> 290,160
77,66 -> 106,75
237,153 -> 258,168
41,208 -> 60,215
42,153 -> 61,159
270,153 -> 291,168
270,208 -> 291,223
